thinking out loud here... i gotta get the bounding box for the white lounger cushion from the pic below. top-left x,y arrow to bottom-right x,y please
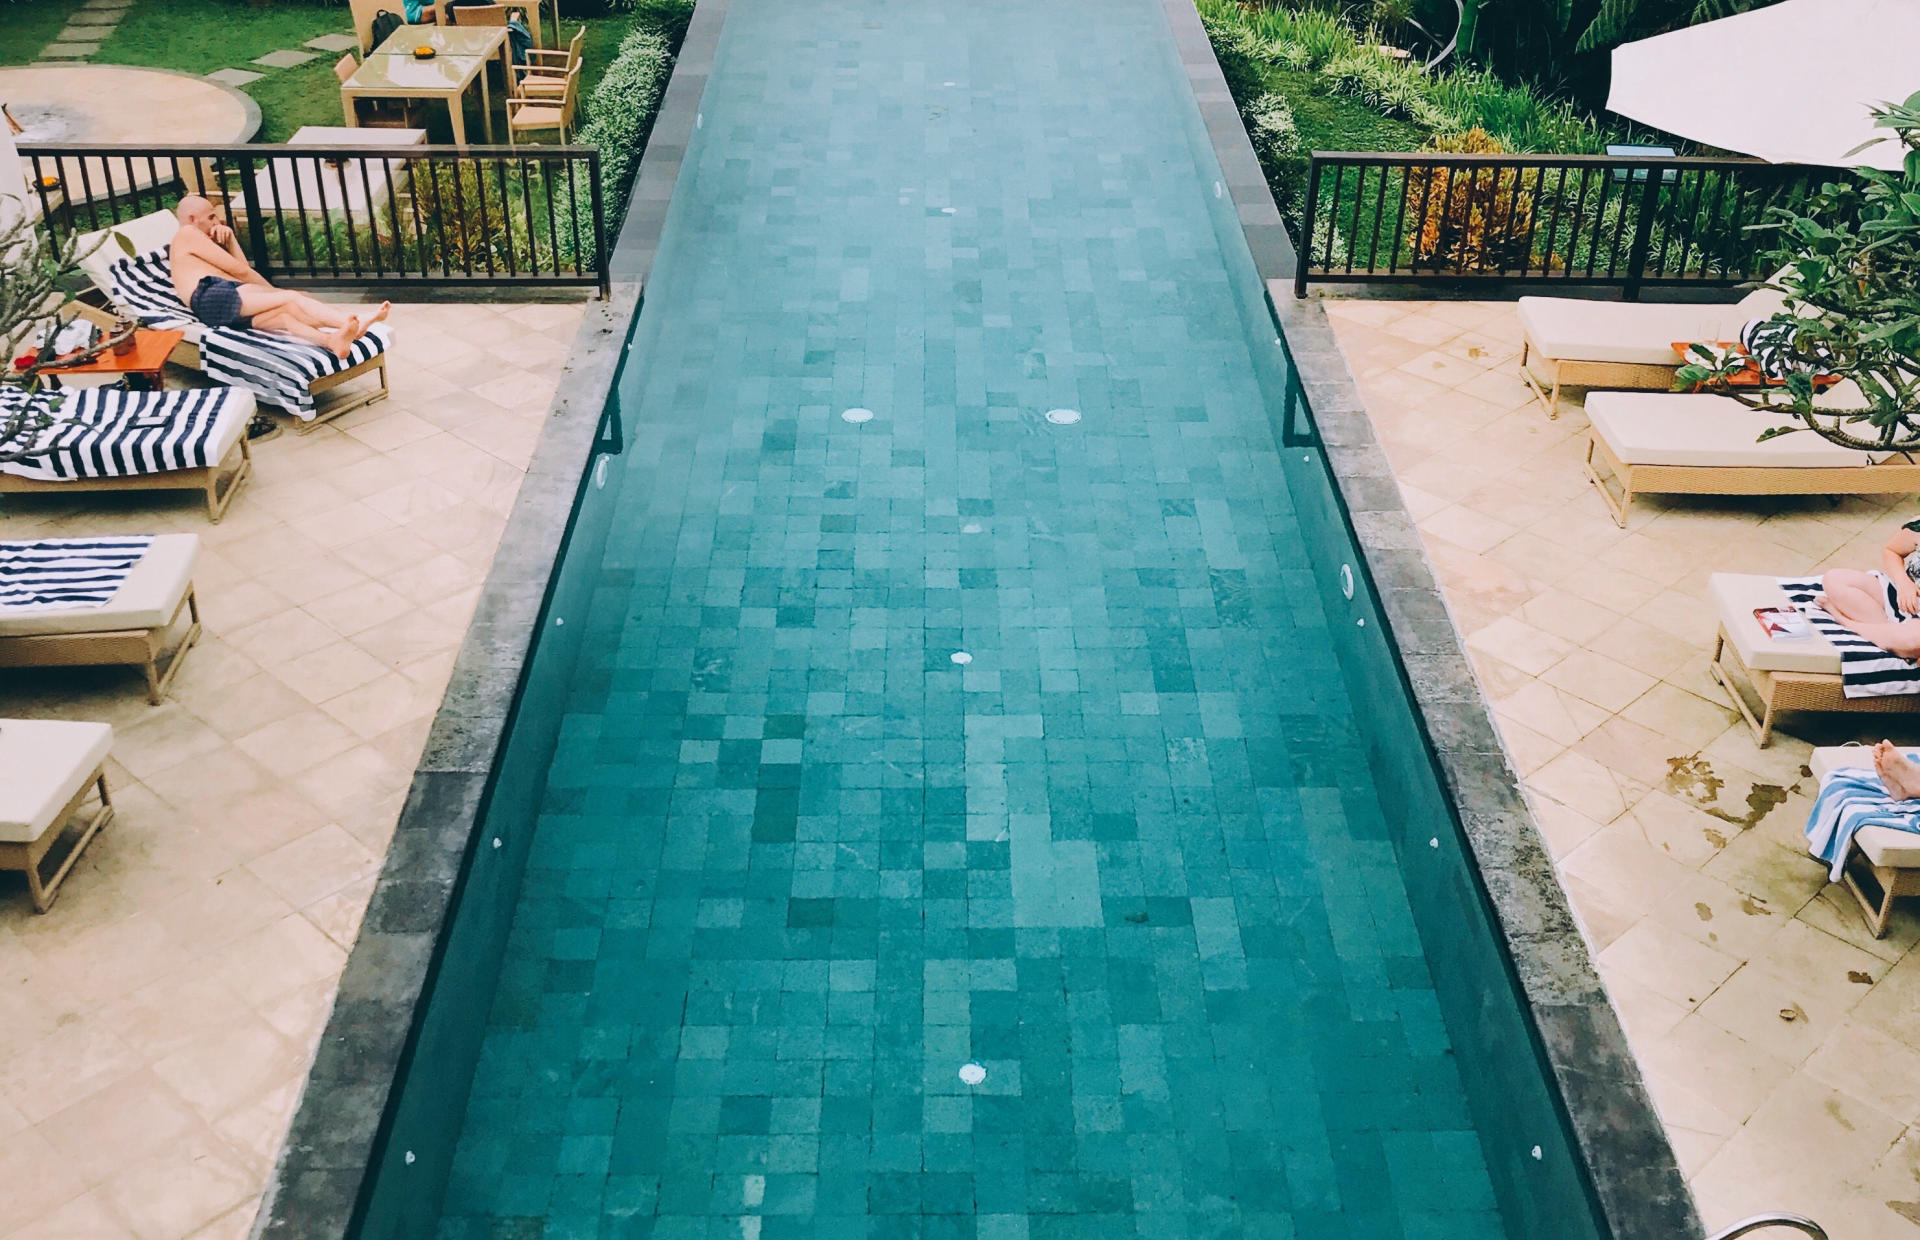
1809,746 -> 1920,868
0,719 -> 112,844
1519,283 -> 1789,367
1589,391 -> 1893,469
0,534 -> 197,639
75,211 -> 203,345
1710,573 -> 1842,676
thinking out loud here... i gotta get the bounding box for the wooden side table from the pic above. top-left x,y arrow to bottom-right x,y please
40,328 -> 187,391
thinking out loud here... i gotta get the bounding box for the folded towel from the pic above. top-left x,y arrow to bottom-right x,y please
0,536 -> 153,613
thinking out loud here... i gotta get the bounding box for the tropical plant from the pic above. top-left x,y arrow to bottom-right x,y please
1402,127 -> 1536,269
0,202 -> 135,465
1318,49 -> 1454,129
1676,96 -> 1920,451
1243,91 -> 1305,212
1576,0 -> 1785,53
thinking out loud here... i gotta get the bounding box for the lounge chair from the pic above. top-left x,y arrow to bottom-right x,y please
71,210 -> 390,428
0,535 -> 203,703
1517,281 -> 1788,414
1582,387 -> 1920,526
1808,745 -> 1920,937
1707,574 -> 1920,747
0,719 -> 114,912
0,385 -> 254,521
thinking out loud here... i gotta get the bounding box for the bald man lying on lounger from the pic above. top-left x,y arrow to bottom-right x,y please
168,196 -> 388,360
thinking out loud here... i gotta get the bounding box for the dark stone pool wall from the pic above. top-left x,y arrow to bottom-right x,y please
255,1 -> 730,1234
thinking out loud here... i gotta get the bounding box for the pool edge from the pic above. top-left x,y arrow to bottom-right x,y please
1153,0 -> 1702,1236
252,1 -> 730,1234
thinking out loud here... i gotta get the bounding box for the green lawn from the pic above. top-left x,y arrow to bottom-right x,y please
1270,67 -> 1427,155
86,0 -> 676,144
1,0 -> 89,65
93,0 -> 343,72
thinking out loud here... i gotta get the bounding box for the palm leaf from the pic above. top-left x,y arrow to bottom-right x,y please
1574,0 -> 1640,52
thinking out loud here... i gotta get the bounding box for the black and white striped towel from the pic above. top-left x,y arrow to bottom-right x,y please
0,386 -> 237,482
0,537 -> 153,612
1778,576 -> 1920,697
106,249 -> 389,420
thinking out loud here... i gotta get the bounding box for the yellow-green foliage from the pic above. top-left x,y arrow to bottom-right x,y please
1403,128 -> 1537,270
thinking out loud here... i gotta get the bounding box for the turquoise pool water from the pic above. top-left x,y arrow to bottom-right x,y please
430,1 -> 1515,1236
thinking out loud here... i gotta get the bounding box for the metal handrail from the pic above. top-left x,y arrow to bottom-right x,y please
17,141 -> 610,296
1292,148 -> 1826,299
1705,1214 -> 1828,1240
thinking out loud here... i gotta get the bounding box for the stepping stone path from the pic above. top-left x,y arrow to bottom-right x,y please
254,49 -> 319,70
36,0 -> 131,61
34,0 -> 359,100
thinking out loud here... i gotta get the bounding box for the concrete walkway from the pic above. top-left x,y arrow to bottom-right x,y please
1324,297 -> 1920,1239
0,300 -> 585,1240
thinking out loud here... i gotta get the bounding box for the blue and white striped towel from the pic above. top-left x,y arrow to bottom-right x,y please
0,537 -> 153,612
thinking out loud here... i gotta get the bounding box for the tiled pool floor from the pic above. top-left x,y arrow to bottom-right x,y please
436,1 -> 1505,1236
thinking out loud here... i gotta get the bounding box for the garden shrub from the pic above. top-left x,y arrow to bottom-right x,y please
1199,0 -> 1621,156
1402,128 -> 1537,271
1243,91 -> 1305,213
1198,0 -> 1352,72
577,25 -> 674,215
1422,68 -> 1603,153
1317,52 -> 1453,130
1245,92 -> 1301,165
1200,13 -> 1271,107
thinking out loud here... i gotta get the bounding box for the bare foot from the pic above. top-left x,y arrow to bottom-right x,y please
1874,741 -> 1920,800
368,301 -> 390,327
323,316 -> 360,361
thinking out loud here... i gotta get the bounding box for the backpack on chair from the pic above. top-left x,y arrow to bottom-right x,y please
370,9 -> 404,48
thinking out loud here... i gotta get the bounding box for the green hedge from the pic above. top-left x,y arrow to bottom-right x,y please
578,25 -> 674,220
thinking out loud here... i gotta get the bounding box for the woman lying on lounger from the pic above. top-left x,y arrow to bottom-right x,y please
168,196 -> 389,360
1818,519 -> 1920,661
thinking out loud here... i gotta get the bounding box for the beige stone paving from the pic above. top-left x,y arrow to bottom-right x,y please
1325,296 -> 1920,1237
0,298 -> 584,1240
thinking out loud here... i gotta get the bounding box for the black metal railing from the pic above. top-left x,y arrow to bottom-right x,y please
20,142 -> 610,296
1295,151 -> 1831,299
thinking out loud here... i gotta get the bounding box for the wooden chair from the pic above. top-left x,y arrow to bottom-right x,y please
447,1 -> 541,47
514,25 -> 583,99
505,60 -> 580,145
335,53 -> 419,128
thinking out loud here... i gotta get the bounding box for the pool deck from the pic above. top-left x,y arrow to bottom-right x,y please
1323,297 -> 1920,1238
0,298 -> 585,1240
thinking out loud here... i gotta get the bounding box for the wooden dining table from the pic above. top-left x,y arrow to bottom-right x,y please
339,25 -> 510,145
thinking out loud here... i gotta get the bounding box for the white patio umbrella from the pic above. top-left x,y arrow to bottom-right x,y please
1606,0 -> 1920,171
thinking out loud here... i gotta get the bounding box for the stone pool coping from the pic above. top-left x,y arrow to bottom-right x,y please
1156,1 -> 1700,1237
255,0 -> 728,1233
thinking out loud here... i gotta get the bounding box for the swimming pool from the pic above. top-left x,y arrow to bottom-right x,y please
320,1 -> 1651,1237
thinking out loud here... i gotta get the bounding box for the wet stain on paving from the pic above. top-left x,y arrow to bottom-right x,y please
1663,755 -> 1789,829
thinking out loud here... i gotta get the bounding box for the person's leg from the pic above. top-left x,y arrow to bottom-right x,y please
276,293 -> 390,333
233,285 -> 306,322
1824,611 -> 1920,661
249,303 -> 361,359
1820,569 -> 1889,625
